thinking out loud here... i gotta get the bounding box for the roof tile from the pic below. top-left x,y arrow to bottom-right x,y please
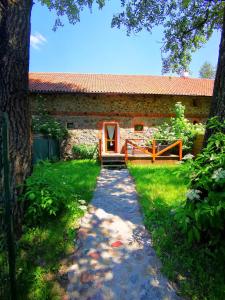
29,72 -> 213,96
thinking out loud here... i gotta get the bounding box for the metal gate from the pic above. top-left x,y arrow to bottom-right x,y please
0,112 -> 17,300
32,134 -> 60,164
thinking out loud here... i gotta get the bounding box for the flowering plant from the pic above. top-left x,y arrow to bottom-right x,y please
152,102 -> 205,152
175,117 -> 225,244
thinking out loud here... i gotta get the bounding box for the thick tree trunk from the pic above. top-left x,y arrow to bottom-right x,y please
203,6 -> 225,145
0,0 -> 33,203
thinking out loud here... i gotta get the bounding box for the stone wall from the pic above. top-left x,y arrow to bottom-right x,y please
30,93 -> 211,157
31,93 -> 210,117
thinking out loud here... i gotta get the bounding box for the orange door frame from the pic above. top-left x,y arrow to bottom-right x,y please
104,122 -> 118,153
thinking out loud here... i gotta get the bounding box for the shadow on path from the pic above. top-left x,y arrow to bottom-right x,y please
67,169 -> 181,300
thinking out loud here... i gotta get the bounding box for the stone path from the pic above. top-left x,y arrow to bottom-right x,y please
67,169 -> 180,300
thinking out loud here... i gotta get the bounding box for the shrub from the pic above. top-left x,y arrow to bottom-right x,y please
175,117 -> 225,245
152,102 -> 205,152
20,161 -> 83,225
72,144 -> 98,159
20,161 -> 65,224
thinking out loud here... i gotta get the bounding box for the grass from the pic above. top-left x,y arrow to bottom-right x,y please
17,160 -> 100,300
128,163 -> 225,300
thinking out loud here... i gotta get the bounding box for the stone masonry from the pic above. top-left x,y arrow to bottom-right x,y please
30,93 -> 211,157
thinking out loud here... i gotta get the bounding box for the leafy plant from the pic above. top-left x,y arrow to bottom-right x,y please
152,102 -> 205,152
17,160 -> 100,299
175,117 -> 225,245
20,160 -> 100,225
32,95 -> 68,140
72,144 -> 98,159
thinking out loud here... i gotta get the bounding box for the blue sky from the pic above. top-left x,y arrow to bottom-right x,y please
30,0 -> 221,77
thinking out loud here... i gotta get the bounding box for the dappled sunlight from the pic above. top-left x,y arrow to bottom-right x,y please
67,169 -> 180,300
16,160 -> 101,299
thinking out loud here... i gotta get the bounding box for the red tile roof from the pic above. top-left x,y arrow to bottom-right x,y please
29,72 -> 214,96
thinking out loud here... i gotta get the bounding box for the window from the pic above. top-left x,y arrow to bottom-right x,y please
66,122 -> 74,129
192,98 -> 198,107
134,124 -> 144,132
193,119 -> 199,125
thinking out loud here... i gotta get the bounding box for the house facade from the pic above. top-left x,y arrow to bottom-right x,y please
29,73 -> 213,157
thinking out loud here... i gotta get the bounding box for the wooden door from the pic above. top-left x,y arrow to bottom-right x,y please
104,123 -> 118,153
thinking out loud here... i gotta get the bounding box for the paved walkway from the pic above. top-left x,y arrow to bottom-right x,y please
67,169 -> 180,300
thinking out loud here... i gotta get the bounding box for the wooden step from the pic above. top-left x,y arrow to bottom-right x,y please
102,160 -> 125,163
102,158 -> 125,161
102,164 -> 126,169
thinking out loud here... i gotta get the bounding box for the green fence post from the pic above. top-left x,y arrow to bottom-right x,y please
2,113 -> 17,300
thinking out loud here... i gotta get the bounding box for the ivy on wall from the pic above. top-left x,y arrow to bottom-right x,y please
32,95 -> 68,140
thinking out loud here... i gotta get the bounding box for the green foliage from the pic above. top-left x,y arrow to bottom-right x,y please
17,160 -> 100,299
32,95 -> 68,140
72,144 -> 98,159
176,117 -> 225,244
152,102 -> 205,152
20,160 -> 100,225
129,164 -> 225,299
199,61 -> 216,79
40,0 -> 106,30
112,1 -> 224,73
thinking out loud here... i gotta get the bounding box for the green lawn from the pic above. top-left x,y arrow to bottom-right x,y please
128,164 -> 225,300
17,160 -> 100,300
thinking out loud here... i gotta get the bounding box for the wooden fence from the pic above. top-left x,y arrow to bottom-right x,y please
125,139 -> 182,163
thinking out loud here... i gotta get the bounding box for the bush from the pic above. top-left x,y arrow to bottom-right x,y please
72,144 -> 98,159
152,102 -> 205,152
175,117 -> 225,245
19,161 -> 66,224
19,160 -> 98,225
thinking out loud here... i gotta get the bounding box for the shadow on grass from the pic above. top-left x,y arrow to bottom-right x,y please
17,213 -> 75,299
16,160 -> 101,300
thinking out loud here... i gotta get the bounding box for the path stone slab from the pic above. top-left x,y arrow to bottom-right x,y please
67,169 -> 181,300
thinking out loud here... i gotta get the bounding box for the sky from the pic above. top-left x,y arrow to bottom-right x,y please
30,0 -> 221,78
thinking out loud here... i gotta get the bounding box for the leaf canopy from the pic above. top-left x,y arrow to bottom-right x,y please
111,0 -> 224,73
39,0 -> 224,74
40,0 -> 105,30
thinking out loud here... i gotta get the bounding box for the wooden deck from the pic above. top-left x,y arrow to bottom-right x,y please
101,153 -> 180,166
99,139 -> 182,167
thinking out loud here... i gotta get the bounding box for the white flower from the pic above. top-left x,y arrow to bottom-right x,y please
212,168 -> 225,182
182,153 -> 194,161
78,205 -> 87,211
186,189 -> 201,201
78,199 -> 86,205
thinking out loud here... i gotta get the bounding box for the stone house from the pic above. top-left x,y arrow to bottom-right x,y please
29,73 -> 213,156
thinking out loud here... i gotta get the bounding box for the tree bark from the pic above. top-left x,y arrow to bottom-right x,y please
0,0 -> 33,202
203,6 -> 225,145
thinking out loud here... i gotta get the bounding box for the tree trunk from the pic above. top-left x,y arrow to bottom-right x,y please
203,6 -> 225,145
0,0 -> 33,204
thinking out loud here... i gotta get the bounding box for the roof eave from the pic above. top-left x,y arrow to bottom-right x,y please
29,89 -> 212,97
